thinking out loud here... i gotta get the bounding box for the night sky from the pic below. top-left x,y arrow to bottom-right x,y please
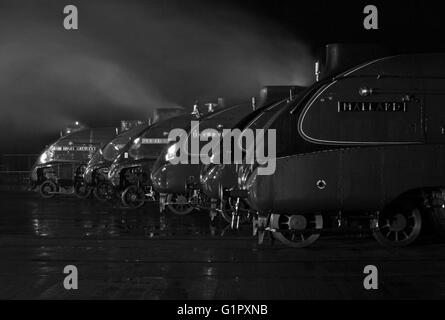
0,0 -> 442,153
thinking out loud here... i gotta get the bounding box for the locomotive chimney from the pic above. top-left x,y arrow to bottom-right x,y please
251,97 -> 256,110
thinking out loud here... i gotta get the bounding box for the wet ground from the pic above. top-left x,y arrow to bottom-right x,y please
1,191 -> 445,299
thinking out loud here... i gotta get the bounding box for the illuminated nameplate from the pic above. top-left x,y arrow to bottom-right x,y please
142,138 -> 169,144
53,146 -> 97,152
338,101 -> 407,112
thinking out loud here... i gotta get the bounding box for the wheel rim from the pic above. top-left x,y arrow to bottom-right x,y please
121,186 -> 145,208
270,213 -> 323,248
221,198 -> 250,224
373,207 -> 422,247
167,193 -> 194,215
75,181 -> 91,199
40,181 -> 56,198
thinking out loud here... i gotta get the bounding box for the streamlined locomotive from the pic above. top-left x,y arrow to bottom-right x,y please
84,108 -> 185,202
200,86 -> 306,224
31,127 -> 118,198
233,49 -> 445,248
83,123 -> 151,201
107,112 -> 196,208
151,102 -> 256,216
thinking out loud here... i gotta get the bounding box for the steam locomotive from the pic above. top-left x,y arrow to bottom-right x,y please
107,112 -> 197,208
84,108 -> 185,202
150,102 -> 256,217
31,127 -> 118,198
227,44 -> 445,248
199,86 -> 307,225
83,123 -> 151,201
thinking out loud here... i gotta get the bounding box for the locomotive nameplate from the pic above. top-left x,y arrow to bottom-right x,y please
338,101 -> 407,112
53,146 -> 97,152
142,138 -> 169,144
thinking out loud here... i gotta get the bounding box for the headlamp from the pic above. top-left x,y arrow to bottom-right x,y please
165,143 -> 178,162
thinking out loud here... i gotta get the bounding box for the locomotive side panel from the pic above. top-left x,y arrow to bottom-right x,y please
248,151 -> 342,214
422,75 -> 445,143
379,145 -> 445,204
250,145 -> 445,214
299,76 -> 424,146
341,145 -> 445,211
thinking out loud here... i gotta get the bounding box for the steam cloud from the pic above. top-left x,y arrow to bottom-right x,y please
0,0 -> 314,153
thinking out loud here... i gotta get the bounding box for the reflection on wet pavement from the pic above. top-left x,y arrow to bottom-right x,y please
1,192 -> 445,299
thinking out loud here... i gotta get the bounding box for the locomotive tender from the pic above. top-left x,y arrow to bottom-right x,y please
232,45 -> 445,248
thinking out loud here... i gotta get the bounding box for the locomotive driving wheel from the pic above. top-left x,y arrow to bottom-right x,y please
220,198 -> 250,225
74,180 -> 92,199
167,193 -> 194,215
270,213 -> 323,248
372,202 -> 422,247
121,185 -> 145,209
39,180 -> 57,199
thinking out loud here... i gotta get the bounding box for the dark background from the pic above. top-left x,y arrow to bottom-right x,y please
0,0 -> 440,153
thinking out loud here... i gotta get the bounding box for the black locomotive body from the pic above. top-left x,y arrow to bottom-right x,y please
30,127 -> 118,198
83,123 -> 151,201
107,113 -> 194,208
233,52 -> 445,248
199,86 -> 307,224
151,103 -> 256,217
